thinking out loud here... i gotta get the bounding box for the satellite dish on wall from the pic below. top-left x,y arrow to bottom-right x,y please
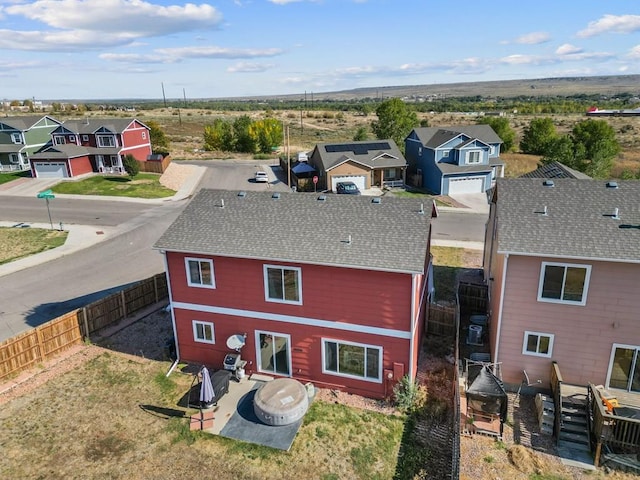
226,334 -> 246,351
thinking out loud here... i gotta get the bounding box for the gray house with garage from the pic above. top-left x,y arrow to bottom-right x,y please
404,125 -> 504,195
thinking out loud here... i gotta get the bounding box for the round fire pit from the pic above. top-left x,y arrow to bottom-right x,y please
253,378 -> 309,426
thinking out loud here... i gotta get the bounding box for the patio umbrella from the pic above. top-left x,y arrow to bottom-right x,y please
199,366 -> 215,408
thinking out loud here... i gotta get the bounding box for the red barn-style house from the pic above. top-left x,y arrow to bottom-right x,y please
154,189 -> 436,399
30,118 -> 152,178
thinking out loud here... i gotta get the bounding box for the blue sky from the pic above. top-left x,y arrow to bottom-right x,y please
1,0 -> 639,101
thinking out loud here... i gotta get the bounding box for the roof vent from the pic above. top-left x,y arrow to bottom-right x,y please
536,205 -> 548,216
317,195 -> 327,202
612,207 -> 620,220
272,192 -> 281,199
606,181 -> 619,189
419,203 -> 425,215
341,234 -> 352,245
371,197 -> 382,204
220,198 -> 225,208
237,191 -> 246,197
543,180 -> 554,187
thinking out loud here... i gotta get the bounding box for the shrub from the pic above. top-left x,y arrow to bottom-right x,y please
393,375 -> 427,413
123,154 -> 140,178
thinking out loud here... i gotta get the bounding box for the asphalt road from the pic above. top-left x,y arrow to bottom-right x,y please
0,162 -> 488,342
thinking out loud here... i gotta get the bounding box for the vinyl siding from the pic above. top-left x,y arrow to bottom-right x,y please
496,255 -> 640,387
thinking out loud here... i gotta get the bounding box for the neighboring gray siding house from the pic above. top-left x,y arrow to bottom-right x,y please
308,140 -> 406,192
484,178 -> 640,392
405,125 -> 504,195
0,115 -> 61,171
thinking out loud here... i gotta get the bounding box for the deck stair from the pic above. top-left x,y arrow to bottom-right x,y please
557,384 -> 592,461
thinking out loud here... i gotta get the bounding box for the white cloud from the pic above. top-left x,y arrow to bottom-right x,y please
556,43 -> 582,55
4,0 -> 223,40
154,45 -> 283,59
627,45 -> 640,59
514,32 -> 551,45
227,62 -> 275,73
0,29 -> 135,51
577,14 -> 640,37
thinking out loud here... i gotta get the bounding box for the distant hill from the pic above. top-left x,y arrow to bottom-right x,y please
223,74 -> 640,102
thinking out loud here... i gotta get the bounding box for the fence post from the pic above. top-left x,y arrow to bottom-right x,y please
35,326 -> 46,363
121,290 -> 127,319
154,275 -> 159,303
81,307 -> 90,341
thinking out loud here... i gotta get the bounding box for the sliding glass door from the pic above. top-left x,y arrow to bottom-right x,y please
608,344 -> 640,392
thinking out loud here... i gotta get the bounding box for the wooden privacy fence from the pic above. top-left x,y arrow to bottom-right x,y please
427,302 -> 457,337
137,155 -> 172,174
0,273 -> 168,383
458,281 -> 488,315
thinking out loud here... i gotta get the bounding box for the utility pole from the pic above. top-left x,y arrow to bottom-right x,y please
287,126 -> 291,189
161,82 -> 167,108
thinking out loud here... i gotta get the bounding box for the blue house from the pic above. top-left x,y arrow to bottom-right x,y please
405,125 -> 504,195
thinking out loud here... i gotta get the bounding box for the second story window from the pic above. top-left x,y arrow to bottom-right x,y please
466,151 -> 481,164
185,257 -> 215,289
538,262 -> 590,305
54,136 -> 66,145
97,135 -> 116,147
11,132 -> 22,144
264,265 -> 302,304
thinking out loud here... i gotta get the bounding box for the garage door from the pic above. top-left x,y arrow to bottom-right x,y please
448,176 -> 484,195
34,162 -> 68,179
331,175 -> 366,192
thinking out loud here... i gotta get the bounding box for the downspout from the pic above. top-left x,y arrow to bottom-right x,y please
408,274 -> 417,380
493,254 -> 509,372
162,251 -> 181,377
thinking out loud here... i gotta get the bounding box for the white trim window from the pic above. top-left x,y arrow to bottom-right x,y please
466,150 -> 481,164
54,135 -> 66,145
442,150 -> 450,158
538,262 -> 591,305
11,132 -> 22,144
82,135 -> 89,142
9,153 -> 19,164
322,339 -> 382,382
185,257 -> 215,288
97,135 -> 116,147
192,320 -> 215,344
264,265 -> 301,304
522,331 -> 554,358
142,131 -> 147,139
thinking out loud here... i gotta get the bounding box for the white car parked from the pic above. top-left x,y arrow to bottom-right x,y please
254,171 -> 269,183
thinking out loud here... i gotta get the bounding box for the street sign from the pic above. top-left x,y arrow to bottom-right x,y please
37,189 -> 55,199
313,176 -> 318,184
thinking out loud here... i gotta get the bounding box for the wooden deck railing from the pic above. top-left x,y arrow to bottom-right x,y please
588,383 -> 640,467
550,361 -> 563,441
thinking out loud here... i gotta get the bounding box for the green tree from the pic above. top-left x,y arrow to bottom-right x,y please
250,118 -> 282,153
541,135 -> 575,167
571,119 -> 620,178
233,115 -> 256,153
476,117 -> 516,153
203,118 -> 233,151
520,117 -> 557,155
123,154 -> 140,178
371,98 -> 419,152
145,120 -> 170,155
353,126 -> 369,141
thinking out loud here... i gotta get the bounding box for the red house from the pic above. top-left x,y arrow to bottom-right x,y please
154,189 -> 435,399
30,118 -> 152,178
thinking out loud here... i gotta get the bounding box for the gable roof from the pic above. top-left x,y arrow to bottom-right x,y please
31,144 -> 120,158
312,139 -> 406,171
411,125 -> 503,148
520,161 -> 591,180
0,115 -> 60,131
495,178 -> 640,263
57,118 -> 146,135
154,189 -> 432,274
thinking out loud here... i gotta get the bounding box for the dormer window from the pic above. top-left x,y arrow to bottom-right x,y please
54,136 -> 66,145
11,133 -> 22,144
97,135 -> 116,147
466,151 -> 481,164
442,150 -> 450,158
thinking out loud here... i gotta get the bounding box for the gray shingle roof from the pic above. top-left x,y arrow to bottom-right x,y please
495,178 -> 640,262
31,144 -> 120,158
411,125 -> 503,147
0,115 -> 59,131
520,161 -> 591,179
437,157 -> 504,174
154,189 -> 432,273
59,118 -> 142,134
312,139 -> 406,172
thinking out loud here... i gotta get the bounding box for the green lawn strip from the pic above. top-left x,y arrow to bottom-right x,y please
51,173 -> 175,198
0,227 -> 68,265
431,246 -> 470,303
0,170 -> 31,185
391,189 -> 453,207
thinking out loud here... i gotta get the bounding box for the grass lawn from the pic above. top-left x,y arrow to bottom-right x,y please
0,170 -> 31,185
431,245 -> 483,302
0,226 -> 68,265
391,189 -> 454,207
51,173 -> 176,198
0,351 -> 405,479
